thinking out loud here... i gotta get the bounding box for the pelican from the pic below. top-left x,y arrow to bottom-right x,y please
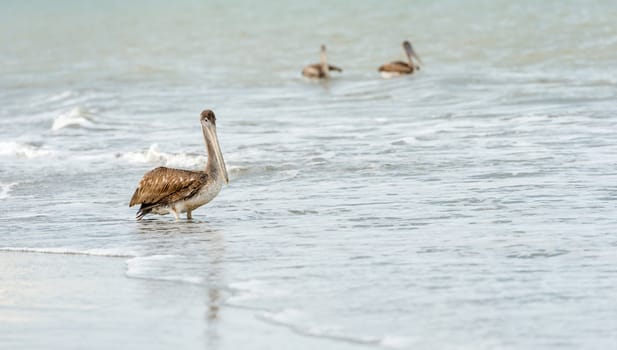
378,40 -> 423,78
129,110 -> 229,220
302,44 -> 342,79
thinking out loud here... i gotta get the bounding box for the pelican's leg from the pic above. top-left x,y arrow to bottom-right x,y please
186,210 -> 192,220
171,208 -> 180,221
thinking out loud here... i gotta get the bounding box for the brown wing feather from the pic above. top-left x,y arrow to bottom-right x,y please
302,63 -> 343,78
378,61 -> 413,74
129,167 -> 207,207
302,64 -> 326,78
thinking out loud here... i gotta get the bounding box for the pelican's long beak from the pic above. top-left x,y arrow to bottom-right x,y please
202,121 -> 229,184
405,43 -> 423,66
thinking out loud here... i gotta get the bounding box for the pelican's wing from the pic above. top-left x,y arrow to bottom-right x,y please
378,61 -> 412,73
129,167 -> 206,207
328,64 -> 343,72
302,63 -> 325,78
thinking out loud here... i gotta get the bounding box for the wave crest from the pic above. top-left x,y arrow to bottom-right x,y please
0,182 -> 17,199
51,107 -> 96,130
0,141 -> 53,158
117,144 -> 207,168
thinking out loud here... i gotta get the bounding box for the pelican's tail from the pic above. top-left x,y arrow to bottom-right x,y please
328,64 -> 342,72
136,205 -> 153,221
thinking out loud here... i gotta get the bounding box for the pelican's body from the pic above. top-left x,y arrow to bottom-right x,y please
129,110 -> 228,220
378,61 -> 417,78
378,40 -> 423,78
302,45 -> 342,79
302,63 -> 343,78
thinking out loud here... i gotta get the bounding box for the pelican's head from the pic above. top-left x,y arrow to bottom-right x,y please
320,45 -> 328,60
200,109 -> 229,184
201,109 -> 216,123
403,40 -> 423,66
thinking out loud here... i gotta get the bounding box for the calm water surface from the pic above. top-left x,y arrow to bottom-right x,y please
1,0 -> 617,349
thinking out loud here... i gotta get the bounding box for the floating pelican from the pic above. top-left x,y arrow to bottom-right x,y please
378,40 -> 423,78
129,110 -> 228,220
302,44 -> 342,79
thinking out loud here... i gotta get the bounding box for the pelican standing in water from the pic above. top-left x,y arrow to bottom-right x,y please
378,40 -> 423,78
129,110 -> 228,220
302,44 -> 343,79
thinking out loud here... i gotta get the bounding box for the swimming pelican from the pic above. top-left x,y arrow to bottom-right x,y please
129,110 -> 229,220
378,40 -> 423,78
302,44 -> 342,79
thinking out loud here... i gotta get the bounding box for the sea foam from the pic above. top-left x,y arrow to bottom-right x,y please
0,141 -> 53,158
0,182 -> 17,199
51,107 -> 96,130
258,308 -> 413,349
125,255 -> 205,284
118,144 -> 207,168
0,246 -> 136,257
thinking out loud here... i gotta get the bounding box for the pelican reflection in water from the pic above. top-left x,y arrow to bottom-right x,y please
129,110 -> 228,220
302,44 -> 343,79
378,40 -> 423,78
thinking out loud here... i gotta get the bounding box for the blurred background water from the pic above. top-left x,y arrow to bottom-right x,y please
1,0 -> 617,349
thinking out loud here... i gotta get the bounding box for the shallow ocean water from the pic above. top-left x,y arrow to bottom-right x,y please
2,0 -> 617,349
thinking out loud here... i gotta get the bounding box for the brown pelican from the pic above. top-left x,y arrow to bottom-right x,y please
129,110 -> 228,220
378,40 -> 423,78
302,44 -> 342,79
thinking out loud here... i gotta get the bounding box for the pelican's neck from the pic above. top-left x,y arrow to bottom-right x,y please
320,48 -> 329,77
405,51 -> 413,68
401,43 -> 413,68
204,130 -> 223,180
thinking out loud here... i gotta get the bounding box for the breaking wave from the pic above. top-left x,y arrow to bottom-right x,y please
117,144 -> 207,169
0,141 -> 54,158
0,182 -> 17,199
51,107 -> 97,130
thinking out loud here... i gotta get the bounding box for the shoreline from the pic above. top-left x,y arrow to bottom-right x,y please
0,251 -> 370,350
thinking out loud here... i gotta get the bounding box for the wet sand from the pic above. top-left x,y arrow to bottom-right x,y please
0,252 -> 366,350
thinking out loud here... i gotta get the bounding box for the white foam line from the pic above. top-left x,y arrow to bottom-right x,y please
256,309 -> 414,349
124,273 -> 205,285
118,144 -> 207,168
51,107 -> 96,130
0,247 -> 136,258
124,255 -> 205,285
257,309 -> 380,347
0,182 -> 17,199
0,142 -> 54,159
